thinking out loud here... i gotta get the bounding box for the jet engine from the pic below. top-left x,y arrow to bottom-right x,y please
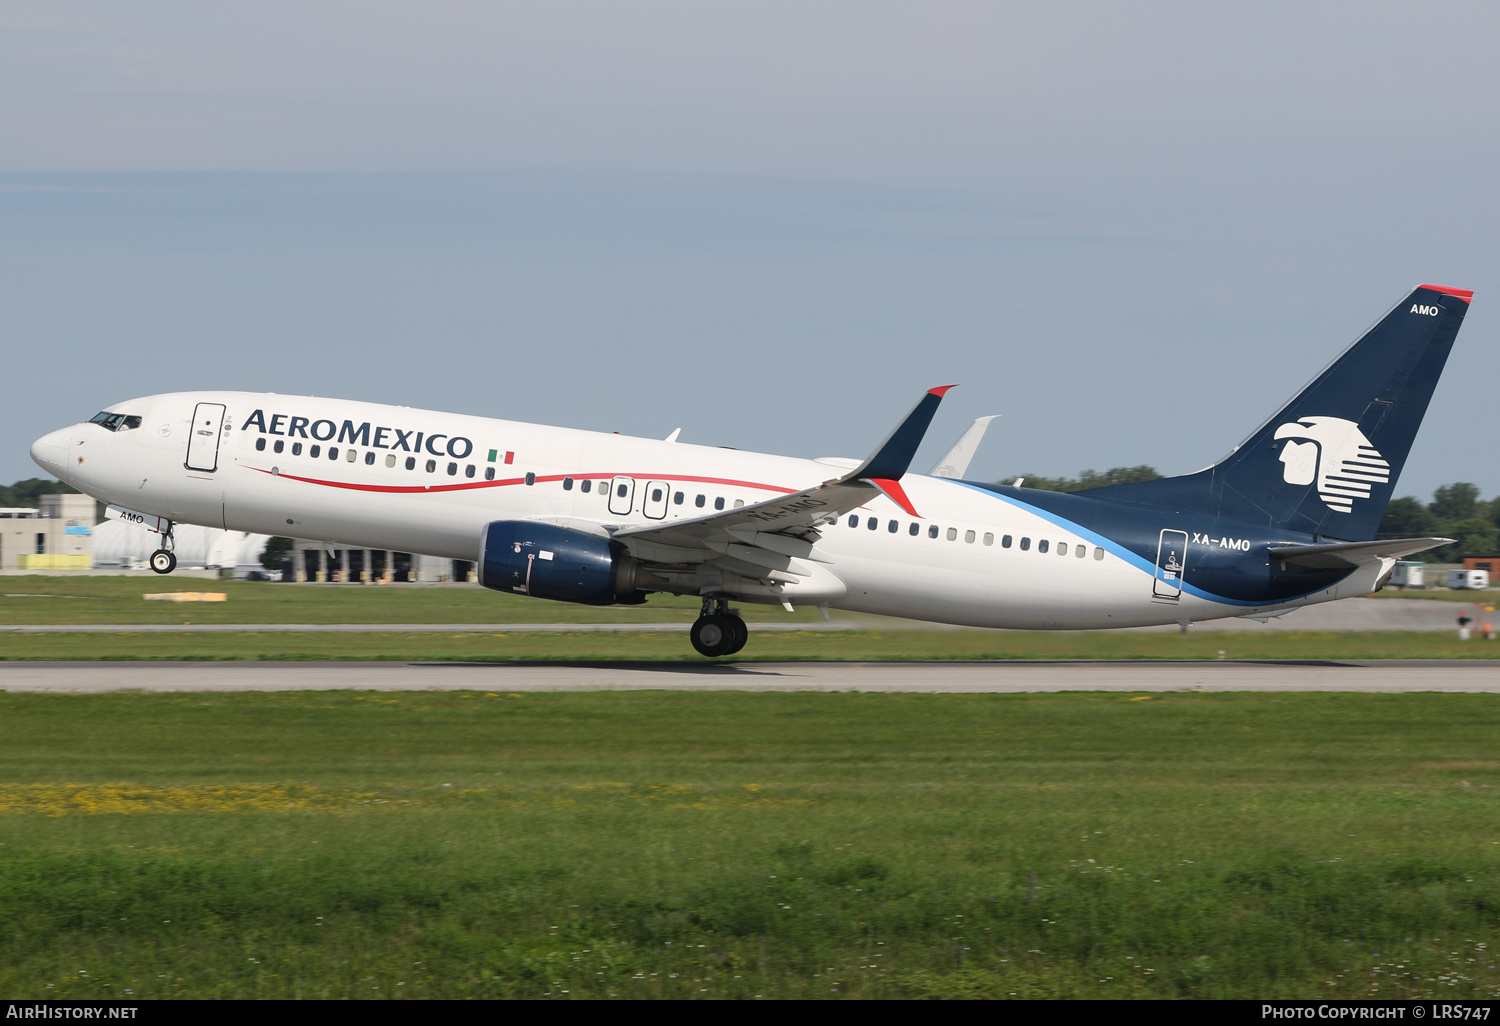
478,520 -> 646,605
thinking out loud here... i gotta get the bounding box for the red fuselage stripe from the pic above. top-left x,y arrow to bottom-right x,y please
251,466 -> 801,496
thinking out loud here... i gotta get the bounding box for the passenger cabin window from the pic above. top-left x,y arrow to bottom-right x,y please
696,494 -> 705,507
311,445 -> 321,458
1020,537 -> 1031,550
485,468 -> 495,481
983,532 -> 993,546
1057,542 -> 1068,556
928,525 -> 939,539
867,517 -> 877,530
385,454 -> 396,468
674,491 -> 684,504
563,477 -> 573,490
404,456 -> 415,470
465,465 -> 476,478
946,528 -> 957,541
347,449 -> 357,462
965,529 -> 975,543
425,459 -> 436,473
734,500 -> 744,508
365,451 -> 375,465
580,479 -> 592,493
888,520 -> 898,533
1002,534 -> 1012,548
1038,539 -> 1049,553
1094,546 -> 1105,560
714,497 -> 725,510
274,440 -> 284,454
255,438 -> 266,451
292,443 -> 303,456
329,448 -> 340,460
909,523 -> 919,536
848,515 -> 859,528
446,462 -> 457,476
1076,545 -> 1087,558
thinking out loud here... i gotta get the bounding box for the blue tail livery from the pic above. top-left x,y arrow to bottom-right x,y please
1074,284 -> 1472,540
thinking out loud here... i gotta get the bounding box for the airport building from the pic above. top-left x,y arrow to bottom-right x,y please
2,493 -> 470,581
1462,553 -> 1500,576
0,494 -> 96,570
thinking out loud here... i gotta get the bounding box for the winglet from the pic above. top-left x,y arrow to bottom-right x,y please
851,385 -> 955,482
867,477 -> 920,517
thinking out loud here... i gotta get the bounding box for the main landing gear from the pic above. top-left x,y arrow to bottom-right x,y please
149,521 -> 177,575
691,597 -> 747,658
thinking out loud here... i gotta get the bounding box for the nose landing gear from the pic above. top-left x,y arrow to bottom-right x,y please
148,521 -> 177,575
690,597 -> 748,658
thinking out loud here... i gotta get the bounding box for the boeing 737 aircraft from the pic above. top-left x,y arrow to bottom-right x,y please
31,284 -> 1471,656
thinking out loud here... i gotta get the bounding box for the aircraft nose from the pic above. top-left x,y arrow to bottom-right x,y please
30,426 -> 73,480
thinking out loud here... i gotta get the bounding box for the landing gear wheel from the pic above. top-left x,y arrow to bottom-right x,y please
149,549 -> 177,575
723,615 -> 748,655
691,614 -> 738,658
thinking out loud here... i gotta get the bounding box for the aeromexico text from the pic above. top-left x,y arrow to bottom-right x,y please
242,410 -> 474,459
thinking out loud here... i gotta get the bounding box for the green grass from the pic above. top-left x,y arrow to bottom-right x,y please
0,576 -> 815,625
1371,588 -> 1500,605
2,575 -> 1491,628
0,628 -> 1498,662
2,690 -> 1499,999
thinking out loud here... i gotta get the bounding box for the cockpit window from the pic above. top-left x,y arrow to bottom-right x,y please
87,412 -> 142,432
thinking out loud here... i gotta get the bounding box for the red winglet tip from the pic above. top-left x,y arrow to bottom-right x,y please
927,384 -> 957,397
867,477 -> 920,518
1419,284 -> 1474,303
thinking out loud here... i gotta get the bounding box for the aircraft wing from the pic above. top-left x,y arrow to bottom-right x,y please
1267,536 -> 1453,569
612,386 -> 954,584
930,415 -> 999,479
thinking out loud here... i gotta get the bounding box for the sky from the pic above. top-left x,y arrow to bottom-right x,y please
1,1 -> 1496,498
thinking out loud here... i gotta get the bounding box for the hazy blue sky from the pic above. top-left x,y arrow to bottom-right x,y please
2,2 -> 1495,498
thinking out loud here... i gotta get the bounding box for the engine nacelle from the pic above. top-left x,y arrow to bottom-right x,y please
478,520 -> 643,605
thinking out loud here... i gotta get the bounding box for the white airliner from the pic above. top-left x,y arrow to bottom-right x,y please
30,284 -> 1471,656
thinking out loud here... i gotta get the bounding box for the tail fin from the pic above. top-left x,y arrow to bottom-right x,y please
1078,284 -> 1472,539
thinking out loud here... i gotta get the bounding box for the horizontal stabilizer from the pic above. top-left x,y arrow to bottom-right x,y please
1268,536 -> 1453,569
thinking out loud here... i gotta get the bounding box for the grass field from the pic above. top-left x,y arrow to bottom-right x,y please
1,575 -> 1492,628
0,576 -> 787,626
0,628 -> 1498,662
2,690 -> 1499,999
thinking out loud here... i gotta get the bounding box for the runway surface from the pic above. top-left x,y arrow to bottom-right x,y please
2,660 -> 1497,693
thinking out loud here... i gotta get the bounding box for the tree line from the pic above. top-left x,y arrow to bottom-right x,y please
0,477 -> 81,510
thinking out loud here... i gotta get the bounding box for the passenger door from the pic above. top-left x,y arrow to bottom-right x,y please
184,402 -> 227,472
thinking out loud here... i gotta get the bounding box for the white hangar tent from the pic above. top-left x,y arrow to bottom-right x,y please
91,520 -> 270,573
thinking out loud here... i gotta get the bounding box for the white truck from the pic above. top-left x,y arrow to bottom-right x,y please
1448,568 -> 1491,590
1390,561 -> 1425,588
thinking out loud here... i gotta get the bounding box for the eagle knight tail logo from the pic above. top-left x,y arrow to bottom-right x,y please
1273,416 -> 1390,514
